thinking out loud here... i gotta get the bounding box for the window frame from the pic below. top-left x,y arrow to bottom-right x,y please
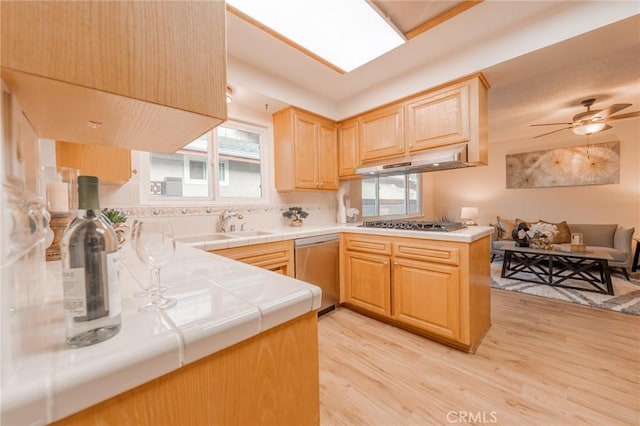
361,173 -> 421,219
139,119 -> 271,205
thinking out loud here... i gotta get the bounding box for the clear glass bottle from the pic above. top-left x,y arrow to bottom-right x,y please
61,176 -> 121,347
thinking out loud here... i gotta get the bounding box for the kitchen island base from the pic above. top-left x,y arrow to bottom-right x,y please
52,311 -> 320,426
340,232 -> 491,353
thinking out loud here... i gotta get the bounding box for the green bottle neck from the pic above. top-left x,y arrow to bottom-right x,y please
77,176 -> 100,210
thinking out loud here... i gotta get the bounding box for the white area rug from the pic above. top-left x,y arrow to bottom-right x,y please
490,261 -> 640,316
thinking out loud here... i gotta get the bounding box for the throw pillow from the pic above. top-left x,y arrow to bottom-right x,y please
489,223 -> 502,240
539,220 -> 571,244
496,217 -> 516,240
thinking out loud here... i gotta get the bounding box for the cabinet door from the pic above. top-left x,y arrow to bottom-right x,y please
56,141 -> 131,185
343,250 -> 391,316
358,103 -> 404,161
338,119 -> 359,178
293,112 -> 319,189
2,1 -> 226,154
316,119 -> 338,190
405,84 -> 469,152
392,258 -> 459,340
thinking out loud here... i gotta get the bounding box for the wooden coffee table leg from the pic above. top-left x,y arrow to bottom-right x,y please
632,240 -> 640,272
602,261 -> 614,295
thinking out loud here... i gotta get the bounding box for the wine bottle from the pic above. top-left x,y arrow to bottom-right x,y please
61,176 -> 121,347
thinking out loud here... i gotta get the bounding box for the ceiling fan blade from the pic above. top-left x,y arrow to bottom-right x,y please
605,110 -> 640,121
529,122 -> 573,127
591,103 -> 631,120
532,126 -> 572,138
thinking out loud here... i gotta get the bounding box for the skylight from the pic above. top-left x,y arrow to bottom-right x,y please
227,0 -> 406,73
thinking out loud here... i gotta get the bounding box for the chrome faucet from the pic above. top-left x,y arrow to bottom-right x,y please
220,208 -> 244,232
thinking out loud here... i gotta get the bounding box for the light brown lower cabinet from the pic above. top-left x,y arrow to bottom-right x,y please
52,311 -> 319,426
210,240 -> 294,277
343,250 -> 391,317
340,233 -> 490,353
391,258 -> 460,341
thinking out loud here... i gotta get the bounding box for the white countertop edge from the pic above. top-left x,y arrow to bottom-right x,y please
1,375 -> 52,426
257,289 -> 319,332
2,244 -> 321,425
182,224 -> 492,249
50,332 -> 182,422
176,308 -> 262,365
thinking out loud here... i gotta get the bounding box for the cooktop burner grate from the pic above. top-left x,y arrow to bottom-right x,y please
359,220 -> 466,232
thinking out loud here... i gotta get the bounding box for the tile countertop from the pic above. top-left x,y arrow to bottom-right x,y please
181,223 -> 494,250
1,244 -> 321,425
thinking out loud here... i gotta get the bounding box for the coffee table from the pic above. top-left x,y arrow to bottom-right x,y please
501,246 -> 614,295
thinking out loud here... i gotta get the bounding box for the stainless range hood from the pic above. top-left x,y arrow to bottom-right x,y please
355,144 -> 474,177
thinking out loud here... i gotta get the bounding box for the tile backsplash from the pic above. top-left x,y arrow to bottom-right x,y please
105,203 -> 337,237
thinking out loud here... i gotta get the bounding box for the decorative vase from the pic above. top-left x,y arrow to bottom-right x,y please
530,236 -> 553,250
290,219 -> 303,227
113,223 -> 130,249
512,223 -> 530,247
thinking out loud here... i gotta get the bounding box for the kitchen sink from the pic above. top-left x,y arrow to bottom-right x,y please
226,230 -> 274,237
175,233 -> 237,243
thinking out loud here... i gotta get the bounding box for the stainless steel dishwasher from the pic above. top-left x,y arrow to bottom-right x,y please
294,233 -> 339,316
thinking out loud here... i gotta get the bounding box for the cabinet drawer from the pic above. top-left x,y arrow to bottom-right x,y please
393,241 -> 459,265
210,240 -> 294,277
343,234 -> 392,255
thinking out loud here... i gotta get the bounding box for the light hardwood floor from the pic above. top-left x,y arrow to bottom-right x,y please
318,289 -> 640,425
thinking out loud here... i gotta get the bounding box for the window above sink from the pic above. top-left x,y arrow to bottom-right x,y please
141,120 -> 270,205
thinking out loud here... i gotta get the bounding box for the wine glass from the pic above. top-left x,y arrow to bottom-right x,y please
134,220 -> 177,311
131,219 -> 166,298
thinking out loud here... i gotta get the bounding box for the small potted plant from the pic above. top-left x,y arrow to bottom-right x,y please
102,208 -> 129,248
282,206 -> 309,227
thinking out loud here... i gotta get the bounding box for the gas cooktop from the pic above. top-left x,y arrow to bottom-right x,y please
359,220 -> 466,232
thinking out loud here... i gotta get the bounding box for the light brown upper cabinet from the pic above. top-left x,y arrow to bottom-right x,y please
273,107 -> 338,191
405,76 -> 489,158
406,82 -> 470,152
349,74 -> 488,166
1,1 -> 227,154
358,103 -> 405,162
56,141 -> 131,185
337,118 -> 360,178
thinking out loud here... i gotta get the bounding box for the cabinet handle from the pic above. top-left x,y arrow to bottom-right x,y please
132,168 -> 138,175
393,262 -> 398,266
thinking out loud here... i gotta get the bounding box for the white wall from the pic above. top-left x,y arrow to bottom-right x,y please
428,120 -> 639,230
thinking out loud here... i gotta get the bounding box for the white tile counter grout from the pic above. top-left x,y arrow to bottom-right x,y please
1,243 -> 321,425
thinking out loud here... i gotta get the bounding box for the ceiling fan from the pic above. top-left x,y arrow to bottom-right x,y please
530,98 -> 640,138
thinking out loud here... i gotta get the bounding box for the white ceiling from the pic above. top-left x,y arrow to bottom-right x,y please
226,1 -> 640,144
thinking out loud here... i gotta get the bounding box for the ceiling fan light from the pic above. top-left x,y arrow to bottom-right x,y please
572,121 -> 606,136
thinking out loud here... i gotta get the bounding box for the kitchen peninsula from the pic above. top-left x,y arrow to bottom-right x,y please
2,224 -> 491,425
185,224 -> 492,353
2,244 -> 321,425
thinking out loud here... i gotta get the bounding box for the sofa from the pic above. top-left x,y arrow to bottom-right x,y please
490,218 -> 635,280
